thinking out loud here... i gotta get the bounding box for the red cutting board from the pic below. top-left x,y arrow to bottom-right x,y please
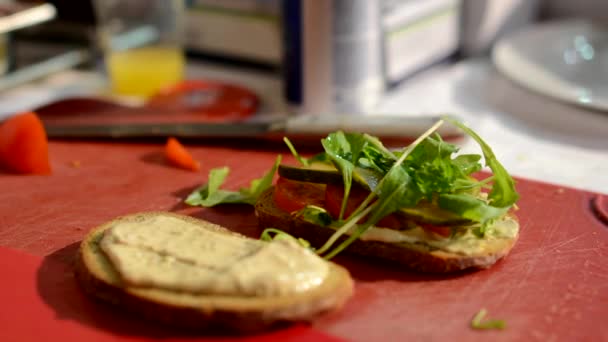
0,140 -> 606,342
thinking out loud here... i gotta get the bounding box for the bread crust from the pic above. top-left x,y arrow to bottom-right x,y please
255,188 -> 519,273
76,211 -> 354,333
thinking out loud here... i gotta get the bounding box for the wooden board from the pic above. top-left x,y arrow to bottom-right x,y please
0,140 -> 606,341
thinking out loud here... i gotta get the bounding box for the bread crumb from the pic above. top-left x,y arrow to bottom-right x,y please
69,160 -> 82,168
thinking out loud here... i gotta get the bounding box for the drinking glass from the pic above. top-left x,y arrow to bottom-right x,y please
92,0 -> 185,97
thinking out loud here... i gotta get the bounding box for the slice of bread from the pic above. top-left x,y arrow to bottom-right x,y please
255,188 -> 519,273
76,211 -> 353,333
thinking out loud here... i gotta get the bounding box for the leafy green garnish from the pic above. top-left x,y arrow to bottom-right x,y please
438,194 -> 508,234
444,116 -> 519,208
319,120 -> 444,258
294,205 -> 333,226
321,132 -> 367,219
184,115 -> 519,262
404,135 -> 471,198
283,137 -> 309,167
260,228 -> 312,249
311,118 -> 518,258
471,308 -> 506,330
185,155 -> 281,206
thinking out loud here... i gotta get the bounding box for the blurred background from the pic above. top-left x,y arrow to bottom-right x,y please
0,0 -> 607,192
0,0 -> 607,116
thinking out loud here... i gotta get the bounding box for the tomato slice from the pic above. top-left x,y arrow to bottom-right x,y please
324,183 -> 367,220
273,177 -> 326,213
324,183 -> 403,229
418,222 -> 452,238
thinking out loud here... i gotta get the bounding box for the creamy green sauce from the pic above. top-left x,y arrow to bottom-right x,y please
100,215 -> 329,297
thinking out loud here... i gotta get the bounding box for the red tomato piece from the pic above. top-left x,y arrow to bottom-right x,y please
324,183 -> 403,229
0,112 -> 51,174
273,177 -> 326,213
324,183 -> 368,220
418,222 -> 452,237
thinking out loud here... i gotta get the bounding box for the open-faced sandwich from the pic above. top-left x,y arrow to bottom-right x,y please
186,117 -> 520,273
76,212 -> 353,333
254,118 -> 520,272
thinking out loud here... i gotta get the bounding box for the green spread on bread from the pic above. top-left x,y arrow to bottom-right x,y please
77,212 -> 354,332
100,215 -> 329,296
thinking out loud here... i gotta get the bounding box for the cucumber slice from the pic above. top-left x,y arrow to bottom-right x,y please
278,164 -> 343,184
398,201 -> 472,225
278,164 -> 383,190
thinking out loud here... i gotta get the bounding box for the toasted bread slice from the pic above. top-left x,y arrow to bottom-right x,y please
255,188 -> 519,273
76,212 -> 353,333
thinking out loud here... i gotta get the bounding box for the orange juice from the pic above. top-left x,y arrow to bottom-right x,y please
106,45 -> 184,97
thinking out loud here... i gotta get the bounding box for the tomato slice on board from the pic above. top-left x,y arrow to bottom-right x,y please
273,177 -> 326,213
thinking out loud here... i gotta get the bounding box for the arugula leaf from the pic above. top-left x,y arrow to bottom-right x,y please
294,205 -> 333,226
321,131 -> 367,219
321,166 -> 423,260
321,120 -> 445,258
308,152 -> 331,164
184,167 -> 242,206
185,155 -> 281,207
452,154 -> 483,175
367,166 -> 422,223
241,155 -> 282,201
359,134 -> 396,174
402,135 -> 483,199
260,228 -> 312,249
444,117 -> 519,208
471,308 -> 506,330
438,193 -> 509,233
283,137 -> 309,166
406,134 -> 457,162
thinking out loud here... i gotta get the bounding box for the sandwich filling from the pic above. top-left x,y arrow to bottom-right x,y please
339,215 -> 518,255
99,215 -> 329,297
273,178 -> 519,256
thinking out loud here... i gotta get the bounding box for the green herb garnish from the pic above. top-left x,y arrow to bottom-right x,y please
321,132 -> 367,220
294,205 -> 333,226
260,228 -> 312,250
185,155 -> 281,206
471,308 -> 506,330
317,119 -> 444,258
283,137 -> 309,167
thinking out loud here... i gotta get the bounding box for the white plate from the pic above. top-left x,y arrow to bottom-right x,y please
492,19 -> 608,111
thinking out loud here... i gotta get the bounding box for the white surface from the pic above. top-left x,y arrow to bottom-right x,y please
376,58 -> 608,194
493,19 -> 608,111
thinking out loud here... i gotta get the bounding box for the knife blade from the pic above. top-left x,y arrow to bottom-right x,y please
43,114 -> 464,143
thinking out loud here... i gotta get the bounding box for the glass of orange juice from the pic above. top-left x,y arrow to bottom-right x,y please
92,0 -> 185,98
